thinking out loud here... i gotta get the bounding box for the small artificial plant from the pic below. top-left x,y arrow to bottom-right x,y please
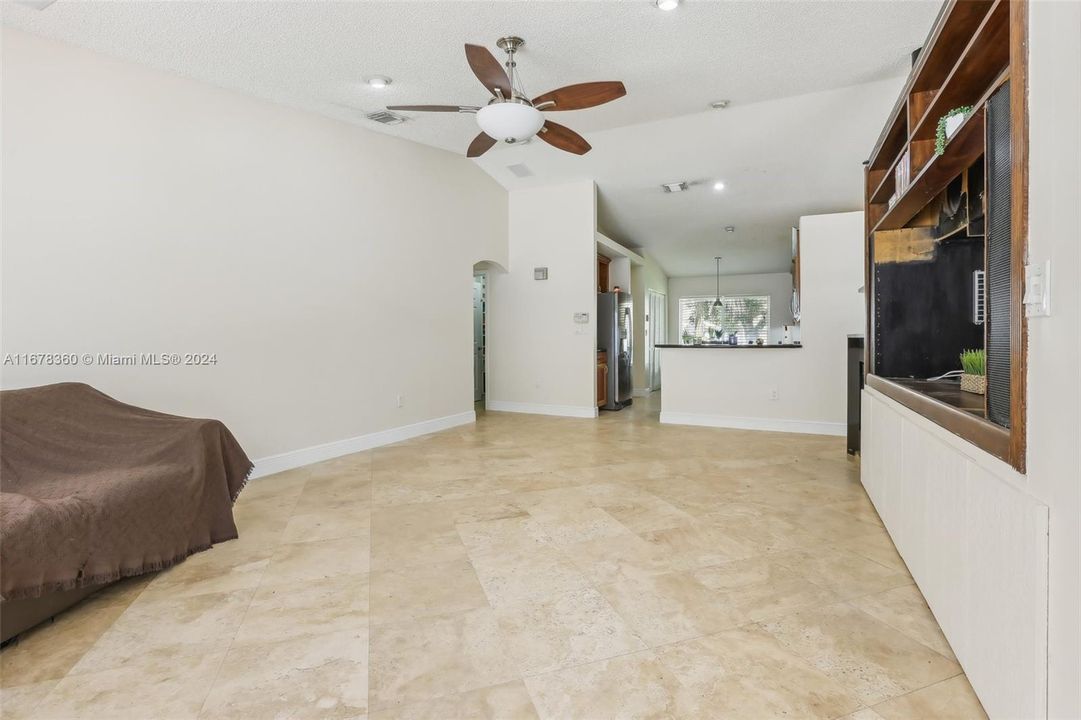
960,348 -> 986,376
935,106 -> 974,156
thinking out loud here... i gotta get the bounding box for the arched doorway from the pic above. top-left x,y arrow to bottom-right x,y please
472,260 -> 505,407
472,271 -> 486,404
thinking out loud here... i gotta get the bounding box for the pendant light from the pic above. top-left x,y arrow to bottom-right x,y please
712,256 -> 724,308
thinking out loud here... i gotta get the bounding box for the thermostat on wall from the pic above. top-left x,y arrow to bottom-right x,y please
574,312 -> 589,324
534,267 -> 548,280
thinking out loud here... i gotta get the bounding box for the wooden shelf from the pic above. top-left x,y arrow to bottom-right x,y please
868,62 -> 1009,236
865,0 -> 996,171
870,105 -> 985,233
867,103 -> 907,172
868,173 -> 895,206
864,0 -> 1006,217
910,0 -> 1010,143
868,146 -> 906,205
909,0 -> 997,94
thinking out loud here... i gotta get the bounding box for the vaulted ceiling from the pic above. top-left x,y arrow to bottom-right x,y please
474,78 -> 902,277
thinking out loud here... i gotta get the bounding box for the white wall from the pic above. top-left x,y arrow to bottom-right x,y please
631,252 -> 669,393
0,29 -> 508,469
485,180 -> 597,417
668,272 -> 794,344
1027,4 -> 1081,717
659,211 -> 864,435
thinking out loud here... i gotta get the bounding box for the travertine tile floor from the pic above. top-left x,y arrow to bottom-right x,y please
0,395 -> 989,719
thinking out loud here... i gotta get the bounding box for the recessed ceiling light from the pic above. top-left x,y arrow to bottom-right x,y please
365,76 -> 392,89
655,0 -> 680,10
710,100 -> 730,110
713,181 -> 726,191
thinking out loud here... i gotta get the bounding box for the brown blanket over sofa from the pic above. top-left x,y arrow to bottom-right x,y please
0,383 -> 252,600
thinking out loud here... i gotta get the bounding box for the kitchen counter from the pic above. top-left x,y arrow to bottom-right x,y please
656,343 -> 803,349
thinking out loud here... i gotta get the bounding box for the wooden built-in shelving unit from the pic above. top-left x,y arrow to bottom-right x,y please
866,0 -> 1011,233
863,0 -> 1028,471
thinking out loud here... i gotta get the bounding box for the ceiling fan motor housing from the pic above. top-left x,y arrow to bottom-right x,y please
496,36 -> 525,55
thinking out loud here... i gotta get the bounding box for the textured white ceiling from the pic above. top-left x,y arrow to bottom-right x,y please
1,0 -> 938,275
2,0 -> 937,152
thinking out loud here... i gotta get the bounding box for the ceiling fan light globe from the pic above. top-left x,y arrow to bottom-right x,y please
476,103 -> 544,143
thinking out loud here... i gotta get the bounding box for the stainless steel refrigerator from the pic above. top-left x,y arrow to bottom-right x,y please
597,291 -> 633,410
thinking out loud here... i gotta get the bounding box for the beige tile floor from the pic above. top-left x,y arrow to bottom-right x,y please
0,395 -> 989,720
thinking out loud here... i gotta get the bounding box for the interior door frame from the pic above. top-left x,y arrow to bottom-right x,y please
647,290 -> 666,391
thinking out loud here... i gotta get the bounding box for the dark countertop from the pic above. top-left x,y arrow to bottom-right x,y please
656,343 -> 803,349
883,377 -> 986,417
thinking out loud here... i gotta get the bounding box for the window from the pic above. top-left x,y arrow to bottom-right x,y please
677,295 -> 770,345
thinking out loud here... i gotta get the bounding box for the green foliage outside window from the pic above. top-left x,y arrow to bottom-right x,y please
678,296 -> 770,345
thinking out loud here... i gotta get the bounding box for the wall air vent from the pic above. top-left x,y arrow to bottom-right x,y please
365,111 -> 406,126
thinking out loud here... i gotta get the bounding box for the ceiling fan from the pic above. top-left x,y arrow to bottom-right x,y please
386,36 -> 626,158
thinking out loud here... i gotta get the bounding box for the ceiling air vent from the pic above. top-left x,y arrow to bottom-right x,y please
507,163 -> 533,178
365,111 -> 406,126
661,182 -> 688,193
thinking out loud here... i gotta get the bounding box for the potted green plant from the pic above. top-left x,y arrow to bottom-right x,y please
935,106 -> 974,156
960,348 -> 986,395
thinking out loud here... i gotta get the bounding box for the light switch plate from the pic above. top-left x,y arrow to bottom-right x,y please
1023,260 -> 1051,317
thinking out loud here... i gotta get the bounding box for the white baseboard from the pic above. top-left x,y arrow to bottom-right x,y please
659,410 -> 845,437
250,410 -> 476,479
485,400 -> 598,419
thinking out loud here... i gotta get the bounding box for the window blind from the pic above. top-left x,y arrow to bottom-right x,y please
677,295 -> 771,344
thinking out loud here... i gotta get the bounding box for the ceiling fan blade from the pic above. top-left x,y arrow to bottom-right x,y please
538,120 -> 591,155
532,81 -> 626,111
466,132 -> 498,158
386,105 -> 479,113
465,44 -> 512,98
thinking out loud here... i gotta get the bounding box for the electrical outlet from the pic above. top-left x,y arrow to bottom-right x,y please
768,388 -> 779,401
396,394 -> 403,408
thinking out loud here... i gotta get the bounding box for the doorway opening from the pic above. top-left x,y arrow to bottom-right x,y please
473,272 -> 487,404
645,290 -> 666,392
